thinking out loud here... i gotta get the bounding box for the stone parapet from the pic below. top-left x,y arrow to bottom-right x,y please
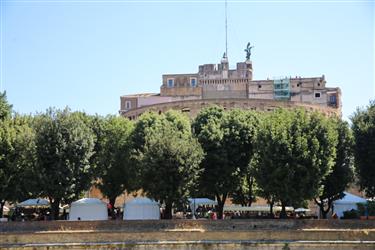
1,220 -> 374,250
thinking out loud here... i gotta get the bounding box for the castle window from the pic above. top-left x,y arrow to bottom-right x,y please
329,95 -> 337,105
125,101 -> 131,110
167,78 -> 174,88
190,77 -> 197,87
315,92 -> 321,98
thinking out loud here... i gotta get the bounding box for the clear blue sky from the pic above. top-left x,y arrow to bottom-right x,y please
1,0 -> 374,120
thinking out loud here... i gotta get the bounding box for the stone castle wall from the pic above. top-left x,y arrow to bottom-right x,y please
121,98 -> 340,120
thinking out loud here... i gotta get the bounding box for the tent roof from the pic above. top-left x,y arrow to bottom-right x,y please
188,198 -> 217,206
295,208 -> 311,212
333,192 -> 367,204
17,198 -> 49,207
71,198 -> 106,205
126,197 -> 159,205
223,205 -> 294,212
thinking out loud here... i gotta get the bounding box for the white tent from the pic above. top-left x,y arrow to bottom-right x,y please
295,208 -> 311,213
223,205 -> 294,212
69,198 -> 107,221
123,197 -> 160,220
333,192 -> 367,218
17,198 -> 49,207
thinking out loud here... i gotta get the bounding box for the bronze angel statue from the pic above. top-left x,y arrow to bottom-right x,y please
244,42 -> 254,60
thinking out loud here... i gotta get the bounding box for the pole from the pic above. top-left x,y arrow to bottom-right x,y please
225,0 -> 228,58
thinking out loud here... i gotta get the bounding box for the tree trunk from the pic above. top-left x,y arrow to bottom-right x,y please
247,176 -> 254,207
164,201 -> 173,219
321,206 -> 328,219
0,201 -> 5,218
109,197 -> 117,219
280,201 -> 287,219
50,198 -> 60,220
314,198 -> 331,219
216,192 -> 227,219
269,200 -> 275,219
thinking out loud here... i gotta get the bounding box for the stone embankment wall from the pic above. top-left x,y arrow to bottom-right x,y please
1,220 -> 374,250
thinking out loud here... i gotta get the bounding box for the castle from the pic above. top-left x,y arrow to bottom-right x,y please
120,48 -> 341,119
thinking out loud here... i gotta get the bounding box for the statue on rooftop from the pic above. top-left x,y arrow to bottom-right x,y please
244,42 -> 254,60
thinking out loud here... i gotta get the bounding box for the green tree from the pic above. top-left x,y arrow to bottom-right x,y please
229,110 -> 261,207
253,109 -> 337,218
95,116 -> 136,216
315,119 -> 354,218
192,107 -> 259,218
34,108 -> 95,219
133,111 -> 204,219
0,91 -> 12,121
351,100 -> 375,198
0,117 -> 36,217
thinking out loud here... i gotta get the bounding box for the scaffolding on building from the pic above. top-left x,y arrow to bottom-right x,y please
273,78 -> 290,100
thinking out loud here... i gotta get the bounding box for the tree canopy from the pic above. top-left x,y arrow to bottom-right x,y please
95,116 -> 135,215
0,117 -> 36,217
0,92 -> 12,121
253,109 -> 337,218
133,111 -> 204,219
192,107 -> 259,218
351,100 -> 375,198
315,119 -> 354,218
33,108 -> 95,219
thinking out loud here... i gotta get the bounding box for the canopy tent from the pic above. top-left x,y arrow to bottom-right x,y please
17,198 -> 49,207
69,198 -> 107,221
223,205 -> 294,212
333,192 -> 367,218
123,197 -> 160,220
295,208 -> 311,213
188,198 -> 217,219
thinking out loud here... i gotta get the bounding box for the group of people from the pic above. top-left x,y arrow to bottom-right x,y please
7,207 -> 51,221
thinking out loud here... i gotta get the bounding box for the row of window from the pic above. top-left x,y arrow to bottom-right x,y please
167,77 -> 197,88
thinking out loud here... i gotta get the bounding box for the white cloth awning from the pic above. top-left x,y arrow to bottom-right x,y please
333,192 -> 367,205
17,198 -> 50,207
223,205 -> 294,212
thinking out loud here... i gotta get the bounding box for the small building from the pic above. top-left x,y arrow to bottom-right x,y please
123,197 -> 160,220
69,198 -> 107,221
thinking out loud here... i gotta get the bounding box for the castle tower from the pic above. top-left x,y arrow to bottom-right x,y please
221,53 -> 229,79
245,59 -> 253,79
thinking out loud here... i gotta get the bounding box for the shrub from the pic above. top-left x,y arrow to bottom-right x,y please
342,209 -> 359,219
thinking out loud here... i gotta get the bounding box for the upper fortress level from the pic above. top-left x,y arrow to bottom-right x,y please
120,46 -> 341,120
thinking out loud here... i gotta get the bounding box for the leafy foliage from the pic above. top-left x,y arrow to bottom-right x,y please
133,111 -> 204,219
33,108 -> 95,219
95,116 -> 135,212
315,119 -> 354,218
351,100 -> 375,198
357,201 -> 375,216
192,107 -> 259,218
0,117 -> 36,217
0,92 -> 12,121
253,109 -> 337,218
